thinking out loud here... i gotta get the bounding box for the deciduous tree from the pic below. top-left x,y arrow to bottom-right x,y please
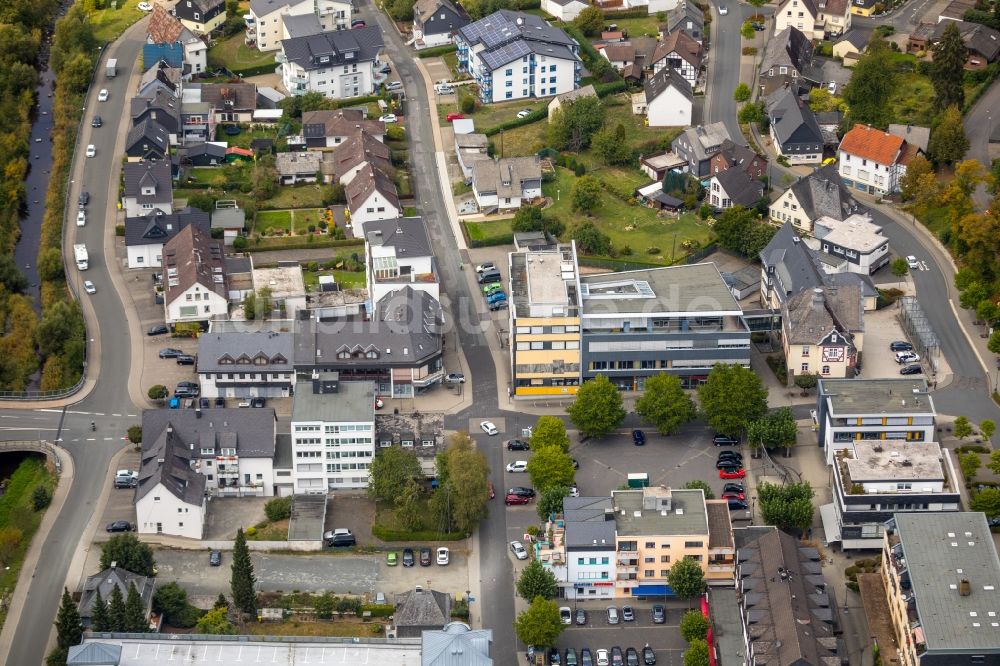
635,373 -> 696,435
891,257 -> 910,277
527,446 -> 576,492
537,486 -> 569,521
981,419 -> 996,441
591,122 -> 632,166
574,6 -> 604,36
928,105 -> 969,165
712,206 -> 775,258
548,96 -> 605,152
680,610 -> 709,642
746,407 -> 798,453
842,37 -> 894,128
100,534 -> 156,576
961,451 -> 983,480
733,82 -> 751,102
368,446 -> 421,504
683,639 -> 710,666
530,416 -> 570,452
669,557 -> 706,604
516,559 -> 558,601
571,176 -> 603,214
758,481 -> 815,531
514,597 -> 565,648
568,374 -> 626,438
971,487 -> 1000,517
954,415 -> 973,439
437,432 -> 490,534
900,155 -> 933,201
697,363 -> 769,437
572,221 -> 612,255
682,480 -> 715,499
147,384 -> 168,401
195,607 -> 236,635
0,526 -> 22,566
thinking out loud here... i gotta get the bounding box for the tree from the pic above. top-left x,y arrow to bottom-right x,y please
712,206 -> 776,258
931,21 -> 966,111
990,329 -> 1000,355
531,416 -> 570,452
368,446 -> 421,504
516,560 -> 558,601
32,485 -> 51,511
635,373 -> 696,435
591,122 -> 632,166
264,497 -> 292,522
682,480 -> 715,499
842,37 -> 894,128
740,20 -> 755,40
0,527 -> 22,566
435,432 -> 491,534
807,87 -> 842,112
683,639 -> 711,666
527,446 -> 576,492
37,247 -> 64,282
669,557 -> 707,604
548,96 -> 605,151
733,82 -> 751,102
954,415 -> 973,440
100,534 -> 156,576
891,257 -> 910,277
54,588 -> 82,651
514,596 -> 565,648
794,373 -> 818,391
126,425 -> 142,445
572,175 -> 603,213
195,607 -> 237,635
154,582 -> 191,626
680,610 -> 709,642
574,6 -> 604,36
537,486 -> 569,521
900,154 -> 933,201
124,582 -> 148,633
757,481 -> 815,531
928,105 -> 969,165
108,584 -> 126,632
737,101 -> 765,125
230,527 -> 257,616
91,589 -> 111,632
698,363 -> 769,437
988,450 -> 1000,475
567,374 -> 626,438
971,487 -> 1000,517
572,221 -> 612,255
982,419 -> 996,441
977,300 -> 998,327
746,407 -> 798,453
147,384 -> 168,401
252,154 -> 278,201
961,451 -> 982,480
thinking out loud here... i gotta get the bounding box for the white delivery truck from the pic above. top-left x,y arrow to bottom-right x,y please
106,59 -> 117,78
74,244 -> 89,271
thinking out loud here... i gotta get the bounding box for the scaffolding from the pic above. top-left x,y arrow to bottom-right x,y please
898,297 -> 941,375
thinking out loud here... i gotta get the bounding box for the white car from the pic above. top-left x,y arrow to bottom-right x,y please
385,81 -> 402,91
76,210 -> 86,227
895,351 -> 920,364
85,144 -> 96,158
476,261 -> 496,273
480,420 -> 498,436
560,606 -> 572,625
516,109 -> 532,119
436,546 -> 449,565
506,460 -> 528,473
718,4 -> 728,13
596,649 -> 610,666
379,113 -> 397,123
906,255 -> 919,269
137,2 -> 153,10
568,484 -> 579,498
510,540 -> 528,560
97,89 -> 109,102
84,280 -> 97,295
827,81 -> 837,95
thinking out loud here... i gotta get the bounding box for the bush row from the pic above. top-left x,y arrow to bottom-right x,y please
371,524 -> 467,541
415,44 -> 457,59
483,108 -> 548,136
243,238 -> 365,253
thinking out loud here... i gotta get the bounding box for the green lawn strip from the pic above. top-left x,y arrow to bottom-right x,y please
494,121 -> 548,157
442,52 -> 460,77
208,32 -> 277,71
215,126 -> 282,149
89,5 -> 146,43
255,210 -> 291,234
438,97 -> 548,127
601,16 -> 664,38
465,218 -> 513,242
302,268 -> 366,289
259,186 -> 327,210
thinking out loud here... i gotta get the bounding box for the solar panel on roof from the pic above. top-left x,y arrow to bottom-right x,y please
481,39 -> 531,70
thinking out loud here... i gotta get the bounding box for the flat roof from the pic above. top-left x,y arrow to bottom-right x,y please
292,380 -> 374,423
816,214 -> 887,253
895,512 -> 1000,652
254,265 -> 306,298
525,250 -> 573,306
580,263 -> 741,316
819,378 -> 934,416
846,440 -> 944,481
611,488 -> 708,537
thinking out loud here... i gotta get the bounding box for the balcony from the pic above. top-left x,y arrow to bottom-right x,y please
616,553 -> 638,565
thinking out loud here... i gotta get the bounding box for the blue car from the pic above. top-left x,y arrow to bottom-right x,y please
169,397 -> 180,409
486,291 -> 507,305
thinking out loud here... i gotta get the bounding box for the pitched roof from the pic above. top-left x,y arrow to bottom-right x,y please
365,216 -> 433,257
281,12 -> 323,39
552,84 -> 596,105
644,64 -> 694,103
652,29 -> 702,67
138,60 -> 181,95
714,167 -> 764,207
325,130 -> 391,181
766,86 -> 824,147
759,221 -> 825,299
821,0 -> 849,17
141,408 -> 277,461
126,119 -> 170,157
130,88 -> 179,123
124,207 -> 210,248
346,163 -> 400,213
779,0 -> 818,16
783,284 -> 862,344
931,19 -> 1000,60
665,2 -> 704,40
67,643 -> 123,666
787,163 -> 867,221
706,501 -> 735,549
123,160 -> 173,203
472,156 -> 542,199
161,225 -> 228,305
563,496 -> 616,548
413,0 -> 469,34
422,623 -> 493,666
249,0 -> 296,17
835,27 -> 871,51
671,122 -> 733,162
281,26 -> 384,71
601,42 -> 635,62
79,565 -> 154,623
147,4 -> 188,43
714,139 -> 764,173
199,82 -> 258,111
136,423 -> 207,505
394,588 -> 451,633
275,151 -> 322,176
888,123 -> 930,152
197,331 -> 294,373
182,142 -> 227,162
457,10 -> 579,71
759,26 -> 813,74
302,109 -> 385,139
839,124 -> 905,165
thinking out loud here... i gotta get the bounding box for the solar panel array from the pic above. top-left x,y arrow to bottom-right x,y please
481,39 -> 530,71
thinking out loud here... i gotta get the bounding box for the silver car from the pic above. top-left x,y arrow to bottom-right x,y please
606,606 -> 619,624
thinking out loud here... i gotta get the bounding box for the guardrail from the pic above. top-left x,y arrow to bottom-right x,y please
0,374 -> 85,401
0,440 -> 62,474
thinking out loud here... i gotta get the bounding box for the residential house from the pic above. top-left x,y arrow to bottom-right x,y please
670,122 -> 733,177
888,124 -> 930,153
412,0 -> 470,48
815,377 -> 936,464
931,19 -> 1000,69
180,96 -> 213,145
124,119 -> 170,161
849,0 -> 879,16
300,109 -> 385,148
824,440 -> 960,550
290,373 -> 375,491
173,0 -> 226,35
197,331 -> 294,399
541,0 -> 590,20
323,130 -> 391,184
212,202 -> 246,245
455,10 -> 581,104
346,163 -> 400,235
135,418 -> 207,539
455,132 -> 489,181
394,588 -> 451,638
537,496 -> 616,600
365,216 -> 438,303
599,42 -> 638,71
938,0 -> 977,22
275,151 -> 322,184
813,213 -> 890,274
248,264 -> 307,317
882,513 -> 1000,665
78,564 -> 155,629
162,225 -> 229,326
547,84 -> 597,120
181,142 -> 227,166
907,22 -> 936,54
769,163 -> 867,232
422,624 -> 493,666
199,83 -> 259,123
125,207 -> 210,269
708,167 -> 764,209
138,60 -> 182,99
661,2 -> 705,44
639,151 -> 687,180
734,528 -> 843,664
279,26 -> 384,99
781,285 -> 863,380
758,26 -> 816,96
775,0 -> 851,38
643,65 -> 693,127
650,30 -> 702,89
375,411 -> 445,477
833,27 -> 871,60
122,161 -> 173,218
709,139 -> 767,179
838,123 -> 916,195
816,110 -> 843,145
765,85 -> 825,164
471,156 -> 542,212
245,0 -> 352,51
144,5 -> 208,77
130,90 -> 180,144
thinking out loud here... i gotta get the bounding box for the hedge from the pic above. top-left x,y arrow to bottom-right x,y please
335,94 -> 382,109
563,24 -> 621,82
360,604 -> 395,618
602,7 -> 653,19
228,61 -> 279,77
595,80 -> 628,97
416,44 -> 457,58
469,233 -> 515,248
483,108 -> 548,136
371,524 -> 467,541
244,238 -> 364,253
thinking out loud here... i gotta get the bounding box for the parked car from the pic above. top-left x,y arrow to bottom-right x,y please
718,4 -> 728,13
718,451 -> 743,461
106,520 -> 133,532
176,354 -> 196,365
147,324 -> 169,336
402,548 -> 415,566
826,81 -> 837,95
324,529 -> 355,547
900,364 -> 923,375
379,113 -> 397,123
724,482 -> 745,493
895,351 -> 920,364
611,646 -> 624,666
436,547 -> 449,565
483,282 -> 503,295
713,434 -> 740,446
568,484 -> 579,497
351,19 -> 365,27
581,649 -> 594,666
632,429 -> 646,446
83,280 -> 97,295
419,547 -> 432,566
507,486 -> 535,497
385,81 -> 402,91
596,649 -> 610,666
890,340 -> 914,352
510,540 -> 528,560
716,457 -> 744,469
97,88 -> 109,102
516,109 -> 532,119
488,301 -> 508,311
728,498 -> 749,510
251,397 -> 266,408
76,210 -> 86,226
651,604 -> 665,624
566,647 -> 578,666
720,467 -> 746,479
722,490 -> 746,500
486,291 -> 507,305
907,255 -> 919,269
477,270 -> 501,285
159,348 -> 182,359
506,460 -> 528,473
480,420 -> 499,435
214,397 -> 225,407
137,2 -> 152,10
445,373 -> 465,384
606,606 -> 619,624
379,62 -> 391,74
642,646 -> 656,665
199,398 -> 210,409
575,608 -> 587,625
476,261 -> 496,273
238,399 -> 252,408
626,648 -> 639,666
560,606 -> 572,625
506,439 -> 530,451
114,470 -> 138,489
446,112 -> 464,121
621,605 -> 635,622
209,550 -> 222,566
386,551 -> 397,566
549,648 -> 562,665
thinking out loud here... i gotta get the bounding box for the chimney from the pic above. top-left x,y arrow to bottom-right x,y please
811,288 -> 825,310
960,579 -> 972,596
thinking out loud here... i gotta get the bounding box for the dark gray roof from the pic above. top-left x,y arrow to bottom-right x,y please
281,26 -> 384,72
123,160 -> 172,204
759,26 -> 813,75
79,566 -> 154,625
67,642 -> 124,666
665,2 -> 704,41
136,424 -> 207,505
365,217 -> 432,257
138,60 -> 181,97
644,64 -> 693,104
759,222 -> 825,301
835,27 -> 871,51
249,0 -> 294,16
125,119 -> 170,158
413,0 -> 469,36
766,86 -> 824,148
141,408 -> 277,463
787,164 -> 867,221
422,623 -> 493,666
783,284 -> 862,344
130,89 -> 180,129
124,207 -> 209,248
714,167 -> 764,207
199,82 -> 259,112
931,19 -> 1000,60
197,331 -> 294,373
281,12 -> 323,39
457,10 -> 578,71
563,496 -> 616,549
274,433 -> 293,470
394,588 -> 451,637
825,271 -> 877,299
183,142 -> 227,161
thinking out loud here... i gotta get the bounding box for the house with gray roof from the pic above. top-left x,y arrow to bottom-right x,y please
211,202 -> 246,245
347,163 -> 401,235
299,109 -> 386,149
79,564 -> 156,629
67,642 -> 124,666
275,151 -> 322,185
643,65 -> 693,127
888,123 -> 931,153
197,331 -> 294,399
768,163 -> 867,232
130,89 -> 180,144
765,85 -> 825,165
125,119 -> 170,161
323,130 -> 391,185
758,26 -> 817,96
708,165 -> 764,209
135,415 -> 208,539
540,496 -> 617,600
759,221 -> 826,309
394,588 -> 452,638
781,285 -> 863,379
122,160 -> 173,218
365,216 -> 438,303
422,623 -> 493,666
125,207 -> 209,269
660,2 -> 705,44
162,225 -> 230,326
375,411 -> 445,477
412,0 -> 469,48
670,122 -> 734,176
181,142 -> 227,167
138,60 -> 181,99
279,26 -> 384,99
547,83 -> 597,120
471,156 -> 542,212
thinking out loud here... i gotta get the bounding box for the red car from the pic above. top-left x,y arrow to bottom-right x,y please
721,491 -> 746,501
719,468 -> 746,479
505,493 -> 531,506
487,481 -> 495,499
446,113 -> 465,122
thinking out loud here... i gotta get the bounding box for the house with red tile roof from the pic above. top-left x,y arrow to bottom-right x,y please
837,124 -> 918,195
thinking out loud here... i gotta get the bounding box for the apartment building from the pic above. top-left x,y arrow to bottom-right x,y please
245,0 -> 351,51
538,496 -> 618,600
290,372 -> 375,492
196,331 -> 295,399
279,26 -> 384,99
883,513 -> 1000,666
815,378 -> 936,464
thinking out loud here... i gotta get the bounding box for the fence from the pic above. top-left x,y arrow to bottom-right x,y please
898,296 -> 942,374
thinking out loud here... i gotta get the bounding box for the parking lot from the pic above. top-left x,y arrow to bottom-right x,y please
549,601 -> 690,666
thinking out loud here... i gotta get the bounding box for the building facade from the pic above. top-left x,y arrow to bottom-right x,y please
838,123 -> 913,195
279,26 -> 383,98
246,0 -> 352,51
197,331 -> 295,399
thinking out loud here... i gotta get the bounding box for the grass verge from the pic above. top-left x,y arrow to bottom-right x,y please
89,5 -> 146,43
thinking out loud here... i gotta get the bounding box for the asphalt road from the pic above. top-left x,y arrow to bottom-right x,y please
705,2 -> 758,143
963,68 -> 1000,211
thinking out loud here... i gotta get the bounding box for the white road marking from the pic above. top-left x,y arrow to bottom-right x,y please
112,413 -> 122,417
36,409 -> 62,413
85,438 -> 96,441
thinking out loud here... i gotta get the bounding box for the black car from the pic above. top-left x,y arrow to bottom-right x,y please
713,434 -> 740,446
251,397 -> 266,408
159,347 -> 182,359
724,482 -> 745,493
209,550 -> 222,566
626,648 -> 639,666
477,271 -> 501,285
147,324 -> 169,336
642,646 -> 656,665
508,486 -> 536,497
575,608 -> 587,625
548,648 -> 562,665
214,397 -> 226,407
728,498 -> 749,510
611,646 -> 624,666
651,604 -> 665,624
78,192 -> 89,208
106,520 -> 132,532
419,547 -> 432,566
488,300 -> 508,311
91,116 -> 102,128
717,454 -> 743,466
580,649 -> 593,666
507,439 -> 530,451
402,548 -> 415,567
900,364 -> 922,375
632,429 -> 646,446
718,451 -> 743,460
622,605 -> 635,622
890,340 -> 914,352
716,458 -> 745,469
177,381 -> 198,389
176,354 -> 196,365
199,397 -> 210,408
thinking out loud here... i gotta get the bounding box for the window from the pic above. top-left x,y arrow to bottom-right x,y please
801,363 -> 809,373
684,541 -> 703,548
505,68 -> 512,76
644,556 -> 655,563
660,569 -> 669,577
660,555 -> 670,563
645,541 -> 655,548
822,365 -> 830,374
801,346 -> 809,357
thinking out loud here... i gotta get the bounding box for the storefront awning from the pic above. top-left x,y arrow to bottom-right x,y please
820,503 -> 842,545
632,585 -> 672,597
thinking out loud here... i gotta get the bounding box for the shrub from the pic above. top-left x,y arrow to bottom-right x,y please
115,224 -> 125,236
460,96 -> 475,114
148,385 -> 168,400
264,497 -> 293,522
646,246 -> 661,255
386,125 -> 405,141
32,486 -> 52,511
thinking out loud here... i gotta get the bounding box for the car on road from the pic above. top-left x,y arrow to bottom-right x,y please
445,373 -> 465,383
106,520 -> 133,532
386,551 -> 397,566
488,300 -> 508,311
621,605 -> 635,622
85,144 -> 96,157
486,291 -> 507,305
890,340 -> 914,352
720,467 -> 746,479
576,608 -> 587,625
510,540 -> 528,559
506,439 -> 530,451
476,261 -> 496,273
209,550 -> 222,566
568,484 -> 579,497
625,648 -> 639,666
596,649 -> 610,666
652,604 -> 665,623
642,646 -> 656,665
81,280 -> 96,295
506,460 -> 528,473
78,192 -> 89,208
419,547 -> 432,566
159,348 -> 182,359
632,429 -> 645,446
98,88 -> 109,102
900,364 -> 923,375
480,421 -> 499,435
508,486 -> 535,497
713,434 -> 740,446
147,324 -> 169,336
402,548 -> 415,566
379,113 -> 397,123
437,547 -> 449,565
176,354 -> 196,365
906,255 -> 919,269
895,351 -> 920,364
138,2 -> 153,10
752,21 -> 765,30
718,4 -> 728,13
728,498 -> 749,510
91,116 -> 102,128
516,109 -> 532,119
724,482 -> 745,493
505,492 -> 531,505
351,19 -> 366,27
477,270 -> 501,285
606,606 -> 619,624
76,210 -> 86,226
560,606 -> 572,624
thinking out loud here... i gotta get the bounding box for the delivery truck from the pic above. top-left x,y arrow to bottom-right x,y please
106,59 -> 117,78
74,244 -> 89,271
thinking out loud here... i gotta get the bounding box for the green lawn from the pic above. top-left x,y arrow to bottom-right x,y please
442,52 -> 460,78
216,126 -> 283,149
255,210 -> 292,234
889,73 -> 935,127
259,185 -> 327,210
601,16 -> 665,38
208,32 -> 277,72
465,218 -> 513,243
437,96 -> 549,129
303,267 -> 366,289
89,5 -> 146,43
496,120 -> 549,157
